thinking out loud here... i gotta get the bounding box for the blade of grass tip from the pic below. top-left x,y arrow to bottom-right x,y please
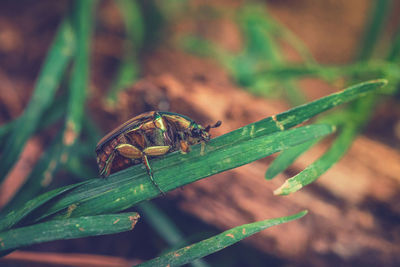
136,211 -> 307,267
265,112 -> 345,180
61,0 -> 95,163
0,212 -> 139,252
269,79 -> 386,133
265,138 -> 321,180
274,91 -> 378,196
357,0 -> 392,61
33,123 -> 332,221
138,202 -> 210,267
0,180 -> 89,232
274,125 -> 358,196
0,19 -> 75,183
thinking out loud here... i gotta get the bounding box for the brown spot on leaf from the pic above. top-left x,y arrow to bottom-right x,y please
113,219 -> 120,224
79,227 -> 85,231
242,228 -> 246,235
272,115 -> 285,131
66,204 -> 78,218
226,233 -> 235,239
129,214 -> 140,229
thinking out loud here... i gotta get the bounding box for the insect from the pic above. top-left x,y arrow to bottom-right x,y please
95,111 -> 221,194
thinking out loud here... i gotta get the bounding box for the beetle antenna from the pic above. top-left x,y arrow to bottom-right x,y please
205,120 -> 222,132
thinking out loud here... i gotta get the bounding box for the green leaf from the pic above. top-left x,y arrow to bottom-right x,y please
32,124 -> 332,221
0,181 -> 88,232
62,0 -> 95,150
357,0 -> 392,61
0,19 -> 75,182
0,212 -> 139,252
137,211 -> 307,267
11,79 -> 385,223
274,124 -> 358,196
265,138 -> 321,180
138,202 -> 210,267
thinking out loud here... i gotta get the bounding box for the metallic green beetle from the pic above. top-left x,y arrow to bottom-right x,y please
95,111 -> 221,194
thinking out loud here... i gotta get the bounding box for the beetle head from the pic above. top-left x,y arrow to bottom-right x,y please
190,120 -> 221,142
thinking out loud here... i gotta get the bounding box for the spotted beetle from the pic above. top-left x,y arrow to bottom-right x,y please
95,111 -> 221,194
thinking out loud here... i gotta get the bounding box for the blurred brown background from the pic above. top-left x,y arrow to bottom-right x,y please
1,0 -> 400,266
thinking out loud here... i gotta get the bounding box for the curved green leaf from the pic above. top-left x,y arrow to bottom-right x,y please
33,124 -> 332,221
0,212 -> 139,252
0,181 -> 89,232
137,211 -> 307,267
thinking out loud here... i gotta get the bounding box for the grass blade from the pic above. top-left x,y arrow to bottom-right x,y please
138,202 -> 210,267
62,0 -> 95,151
30,124 -> 333,221
4,80 -> 386,225
0,19 -> 75,182
357,0 -> 392,61
0,181 -> 88,232
137,211 -> 307,267
0,212 -> 139,252
265,138 -> 322,180
274,125 -> 357,196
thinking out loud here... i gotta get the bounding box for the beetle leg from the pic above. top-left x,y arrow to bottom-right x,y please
179,140 -> 190,153
100,151 -> 116,177
142,153 -> 165,195
116,144 -> 142,159
143,145 -> 170,156
116,143 -> 166,195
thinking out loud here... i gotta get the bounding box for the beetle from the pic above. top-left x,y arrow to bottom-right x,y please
95,111 -> 221,194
